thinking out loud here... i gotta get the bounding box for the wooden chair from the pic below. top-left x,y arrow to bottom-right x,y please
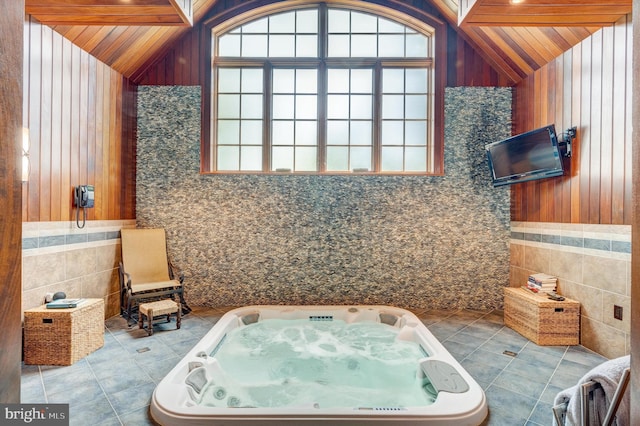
119,228 -> 190,324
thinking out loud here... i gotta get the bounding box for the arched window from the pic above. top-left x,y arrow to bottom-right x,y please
208,2 -> 439,174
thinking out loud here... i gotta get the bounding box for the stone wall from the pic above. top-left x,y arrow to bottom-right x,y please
136,86 -> 512,310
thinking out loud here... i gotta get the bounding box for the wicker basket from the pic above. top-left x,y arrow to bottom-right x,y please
504,287 -> 580,346
23,298 -> 104,365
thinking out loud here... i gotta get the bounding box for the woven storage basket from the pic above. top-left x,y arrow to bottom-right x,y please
23,298 -> 104,365
504,287 -> 580,346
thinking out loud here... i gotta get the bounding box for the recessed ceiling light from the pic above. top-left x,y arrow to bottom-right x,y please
510,0 -> 524,3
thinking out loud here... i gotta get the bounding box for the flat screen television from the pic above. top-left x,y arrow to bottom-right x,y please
486,124 -> 564,187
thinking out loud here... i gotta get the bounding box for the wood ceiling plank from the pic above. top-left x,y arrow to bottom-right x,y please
463,25 -> 526,82
25,0 -> 192,26
459,0 -> 631,26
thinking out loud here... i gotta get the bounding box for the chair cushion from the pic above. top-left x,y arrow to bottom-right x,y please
131,279 -> 182,294
121,228 -> 172,284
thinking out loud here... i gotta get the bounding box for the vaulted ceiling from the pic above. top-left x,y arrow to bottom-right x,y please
24,0 -> 632,85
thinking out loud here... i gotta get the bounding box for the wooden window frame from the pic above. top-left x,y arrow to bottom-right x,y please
202,1 -> 447,176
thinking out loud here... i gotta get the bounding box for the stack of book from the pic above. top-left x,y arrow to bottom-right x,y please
527,273 -> 557,293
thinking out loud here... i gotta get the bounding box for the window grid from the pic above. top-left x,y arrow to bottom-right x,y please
215,67 -> 264,171
326,68 -> 374,172
271,68 -> 319,172
212,3 -> 435,174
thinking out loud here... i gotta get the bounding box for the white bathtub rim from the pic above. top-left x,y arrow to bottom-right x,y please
151,305 -> 488,425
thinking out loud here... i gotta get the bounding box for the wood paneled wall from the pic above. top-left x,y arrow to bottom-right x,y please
135,24 -> 203,86
137,18 -> 508,88
23,16 -> 136,222
0,0 -> 24,404
630,0 -> 640,422
512,15 -> 632,225
446,25 -> 512,87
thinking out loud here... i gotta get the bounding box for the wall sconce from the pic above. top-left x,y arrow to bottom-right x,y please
22,127 -> 30,182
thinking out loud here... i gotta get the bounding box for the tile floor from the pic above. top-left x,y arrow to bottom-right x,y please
21,307 -> 608,426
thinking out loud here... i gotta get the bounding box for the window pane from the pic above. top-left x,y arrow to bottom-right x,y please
381,121 -> 403,146
269,35 -> 295,57
351,147 -> 372,170
327,121 -> 349,145
242,35 -> 268,57
406,69 -> 428,93
350,121 -> 371,145
296,121 -> 317,145
273,69 -> 295,93
327,69 -> 349,93
328,35 -> 350,57
381,147 -> 403,171
241,94 -> 263,119
351,69 -> 372,93
328,9 -> 349,33
272,121 -> 294,145
327,146 -> 349,171
351,95 -> 372,119
296,95 -> 317,119
273,95 -> 294,119
382,95 -> 404,119
351,12 -> 377,33
270,12 -> 295,33
405,147 -> 426,171
213,6 -> 435,174
218,146 -> 240,170
405,95 -> 427,119
405,121 -> 427,146
218,35 -> 240,56
379,18 -> 404,33
272,146 -> 294,170
295,147 -> 317,171
218,94 -> 240,118
406,34 -> 428,57
351,35 -> 376,57
379,35 -> 404,57
218,68 -> 240,92
243,17 -> 267,33
217,120 -> 240,144
297,10 -> 318,33
382,69 -> 404,92
327,95 -> 349,119
240,120 -> 262,145
240,146 -> 263,170
242,69 -> 263,92
296,69 -> 317,93
296,35 -> 318,57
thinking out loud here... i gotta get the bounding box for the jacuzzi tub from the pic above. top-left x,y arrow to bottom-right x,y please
151,305 -> 488,425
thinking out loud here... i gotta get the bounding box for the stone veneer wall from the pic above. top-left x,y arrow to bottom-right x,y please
22,220 -> 135,318
136,86 -> 512,310
510,222 -> 631,358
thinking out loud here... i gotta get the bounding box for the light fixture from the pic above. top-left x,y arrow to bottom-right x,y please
510,0 -> 524,3
22,127 -> 30,182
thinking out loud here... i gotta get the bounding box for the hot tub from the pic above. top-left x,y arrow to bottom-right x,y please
151,305 -> 488,425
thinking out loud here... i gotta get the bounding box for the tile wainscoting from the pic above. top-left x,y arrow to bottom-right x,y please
510,221 -> 631,358
22,220 -> 136,318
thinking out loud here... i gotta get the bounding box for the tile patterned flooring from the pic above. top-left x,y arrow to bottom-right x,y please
21,307 -> 608,426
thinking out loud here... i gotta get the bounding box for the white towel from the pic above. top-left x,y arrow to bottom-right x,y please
553,355 -> 630,426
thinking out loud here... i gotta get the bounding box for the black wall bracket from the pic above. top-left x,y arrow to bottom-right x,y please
558,126 -> 577,158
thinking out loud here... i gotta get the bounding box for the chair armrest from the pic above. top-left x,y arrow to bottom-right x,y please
168,259 -> 184,284
118,262 -> 132,290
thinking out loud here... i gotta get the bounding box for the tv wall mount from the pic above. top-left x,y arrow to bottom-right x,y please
558,127 -> 577,158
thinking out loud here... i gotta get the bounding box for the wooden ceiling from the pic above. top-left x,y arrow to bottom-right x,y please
25,0 -> 632,85
25,0 -> 193,26
458,0 -> 631,27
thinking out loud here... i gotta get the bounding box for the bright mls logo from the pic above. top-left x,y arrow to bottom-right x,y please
1,404 -> 68,425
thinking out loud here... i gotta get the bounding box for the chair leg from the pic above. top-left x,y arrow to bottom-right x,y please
147,308 -> 154,336
177,303 -> 181,329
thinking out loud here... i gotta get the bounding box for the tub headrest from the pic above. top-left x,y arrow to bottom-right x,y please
185,366 -> 209,395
